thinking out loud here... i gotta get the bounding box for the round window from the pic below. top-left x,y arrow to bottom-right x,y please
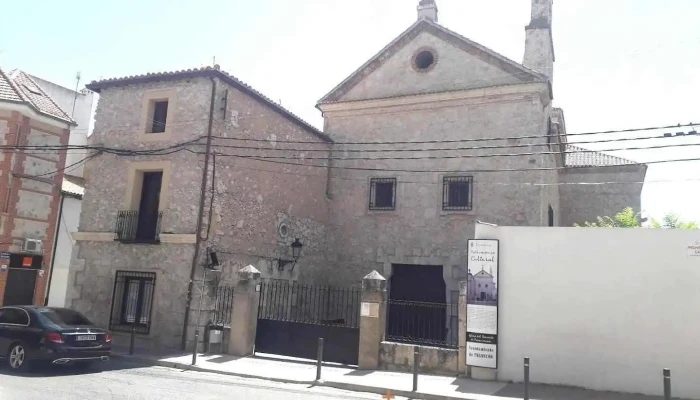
413,50 -> 436,71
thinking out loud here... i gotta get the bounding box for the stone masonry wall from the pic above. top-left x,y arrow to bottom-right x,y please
559,165 -> 647,227
323,88 -> 555,303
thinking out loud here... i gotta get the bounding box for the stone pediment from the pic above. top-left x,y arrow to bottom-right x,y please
318,19 -> 547,105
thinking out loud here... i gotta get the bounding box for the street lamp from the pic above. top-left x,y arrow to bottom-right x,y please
278,238 -> 303,270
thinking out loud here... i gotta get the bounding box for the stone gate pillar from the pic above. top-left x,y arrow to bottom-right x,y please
458,280 -> 468,376
227,265 -> 261,356
358,270 -> 387,370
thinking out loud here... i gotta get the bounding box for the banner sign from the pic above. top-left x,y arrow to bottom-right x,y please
466,239 -> 499,369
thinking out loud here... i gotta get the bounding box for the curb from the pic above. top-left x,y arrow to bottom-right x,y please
112,354 -> 476,400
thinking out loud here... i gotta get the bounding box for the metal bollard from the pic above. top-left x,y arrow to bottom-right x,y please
524,357 -> 530,400
663,369 -> 671,400
129,325 -> 136,355
316,338 -> 324,381
413,346 -> 419,392
192,329 -> 199,365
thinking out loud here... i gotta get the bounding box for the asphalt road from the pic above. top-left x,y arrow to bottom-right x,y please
0,360 -> 407,400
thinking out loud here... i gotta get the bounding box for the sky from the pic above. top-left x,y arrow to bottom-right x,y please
1,0 -> 698,223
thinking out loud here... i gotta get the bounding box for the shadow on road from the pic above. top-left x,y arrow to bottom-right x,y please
0,358 -> 148,378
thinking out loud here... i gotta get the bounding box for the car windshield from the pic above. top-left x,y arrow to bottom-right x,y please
37,308 -> 92,326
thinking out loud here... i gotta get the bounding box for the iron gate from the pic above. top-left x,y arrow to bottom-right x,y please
255,281 -> 360,365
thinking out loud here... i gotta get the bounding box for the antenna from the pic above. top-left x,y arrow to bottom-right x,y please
71,71 -> 81,118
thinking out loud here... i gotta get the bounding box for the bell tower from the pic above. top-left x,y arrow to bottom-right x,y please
523,0 -> 554,84
417,0 -> 438,23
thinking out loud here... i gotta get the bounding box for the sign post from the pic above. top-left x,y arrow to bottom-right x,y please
466,239 -> 499,369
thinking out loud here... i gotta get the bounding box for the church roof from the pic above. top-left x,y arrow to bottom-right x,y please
565,145 -> 639,167
86,66 -> 330,143
0,68 -> 74,124
474,269 -> 493,278
318,18 -> 548,105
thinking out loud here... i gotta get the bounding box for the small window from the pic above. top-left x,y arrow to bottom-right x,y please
443,176 -> 473,211
548,205 -> 555,227
478,284 -> 482,288
369,178 -> 396,211
109,271 -> 156,334
485,284 -> 488,288
150,100 -> 169,133
412,48 -> 437,72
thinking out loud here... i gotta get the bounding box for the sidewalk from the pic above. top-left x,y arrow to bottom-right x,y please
111,348 -> 672,400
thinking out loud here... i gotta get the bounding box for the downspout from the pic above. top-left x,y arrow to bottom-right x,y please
181,76 -> 217,350
44,192 -> 66,305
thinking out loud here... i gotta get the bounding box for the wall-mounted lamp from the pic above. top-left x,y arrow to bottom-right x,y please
278,238 -> 303,270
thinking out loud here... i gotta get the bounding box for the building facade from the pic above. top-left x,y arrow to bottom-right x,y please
0,69 -> 74,307
68,0 -> 646,350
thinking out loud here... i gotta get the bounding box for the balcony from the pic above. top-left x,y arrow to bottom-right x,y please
114,210 -> 163,244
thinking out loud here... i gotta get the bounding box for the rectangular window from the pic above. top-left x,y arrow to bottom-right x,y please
548,205 -> 554,227
109,271 -> 156,334
150,101 -> 169,133
442,176 -> 473,211
369,178 -> 396,210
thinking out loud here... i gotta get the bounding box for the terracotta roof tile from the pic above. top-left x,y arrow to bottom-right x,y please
0,68 -> 23,103
565,145 -> 639,167
8,70 -> 73,123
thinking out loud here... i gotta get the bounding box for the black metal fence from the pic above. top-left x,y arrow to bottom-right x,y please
109,271 -> 156,334
114,210 -> 163,243
258,281 -> 361,328
212,285 -> 234,327
386,299 -> 459,348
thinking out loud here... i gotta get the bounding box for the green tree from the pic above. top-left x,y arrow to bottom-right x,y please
574,207 -> 642,228
575,207 -> 698,230
651,213 -> 699,230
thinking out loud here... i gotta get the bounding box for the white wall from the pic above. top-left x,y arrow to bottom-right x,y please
474,223 -> 700,398
47,196 -> 82,307
31,75 -> 95,178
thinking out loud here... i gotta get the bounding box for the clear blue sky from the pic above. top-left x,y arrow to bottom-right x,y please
2,0 -> 699,223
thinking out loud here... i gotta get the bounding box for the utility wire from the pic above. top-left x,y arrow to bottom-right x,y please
211,122 -> 698,145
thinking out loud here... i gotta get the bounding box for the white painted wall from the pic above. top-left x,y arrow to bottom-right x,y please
47,196 -> 82,307
474,223 -> 700,398
31,74 -> 95,178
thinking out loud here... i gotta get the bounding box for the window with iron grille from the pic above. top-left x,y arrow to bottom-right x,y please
369,178 -> 396,210
442,176 -> 473,211
109,271 -> 156,334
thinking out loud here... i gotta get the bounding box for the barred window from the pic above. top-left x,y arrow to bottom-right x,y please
369,178 -> 396,210
442,176 -> 473,211
109,271 -> 156,334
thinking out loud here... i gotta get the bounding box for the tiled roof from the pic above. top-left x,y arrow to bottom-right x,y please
565,145 -> 639,167
0,68 -> 74,124
0,68 -> 23,103
86,66 -> 331,142
8,70 -> 73,123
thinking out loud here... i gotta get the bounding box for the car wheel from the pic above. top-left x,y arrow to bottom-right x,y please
7,342 -> 29,372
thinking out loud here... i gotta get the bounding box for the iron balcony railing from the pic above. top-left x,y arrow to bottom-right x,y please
114,210 -> 163,244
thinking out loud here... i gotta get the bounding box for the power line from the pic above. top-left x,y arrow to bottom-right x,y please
196,150 -> 699,174
211,122 -> 699,145
198,142 -> 700,162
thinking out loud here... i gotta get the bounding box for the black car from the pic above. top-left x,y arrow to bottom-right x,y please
0,306 -> 111,371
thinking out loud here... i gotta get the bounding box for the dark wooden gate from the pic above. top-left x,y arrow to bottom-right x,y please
255,281 -> 360,365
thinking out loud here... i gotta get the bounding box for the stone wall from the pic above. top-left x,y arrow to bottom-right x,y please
379,341 -> 459,376
322,84 -> 555,300
559,165 -> 647,227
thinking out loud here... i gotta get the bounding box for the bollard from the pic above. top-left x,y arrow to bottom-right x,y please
412,346 -> 419,392
524,357 -> 530,400
192,329 -> 199,365
316,338 -> 324,381
663,369 -> 671,400
129,325 -> 136,355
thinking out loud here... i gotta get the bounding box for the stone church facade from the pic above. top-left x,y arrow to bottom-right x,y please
68,0 -> 645,350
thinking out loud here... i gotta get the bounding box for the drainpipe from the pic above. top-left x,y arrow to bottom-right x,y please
181,75 -> 217,350
44,192 -> 66,306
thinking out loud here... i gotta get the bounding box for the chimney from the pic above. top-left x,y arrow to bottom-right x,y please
523,0 -> 555,84
417,0 -> 438,23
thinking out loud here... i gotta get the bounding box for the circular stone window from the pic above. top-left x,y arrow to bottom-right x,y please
278,222 -> 289,238
412,48 -> 437,72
